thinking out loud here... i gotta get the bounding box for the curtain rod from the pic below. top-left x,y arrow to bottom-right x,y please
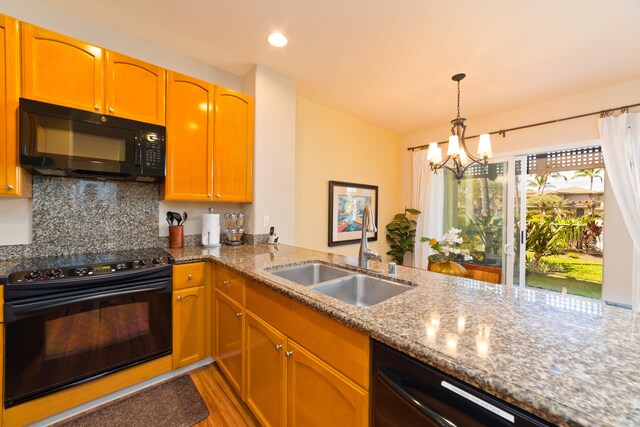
407,101 -> 640,152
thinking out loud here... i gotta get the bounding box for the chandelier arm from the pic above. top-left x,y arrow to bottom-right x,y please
457,157 -> 489,181
430,154 -> 453,170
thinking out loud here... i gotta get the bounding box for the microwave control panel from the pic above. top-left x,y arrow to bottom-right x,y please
139,131 -> 166,171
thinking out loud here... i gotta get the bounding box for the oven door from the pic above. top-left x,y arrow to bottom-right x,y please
4,277 -> 172,408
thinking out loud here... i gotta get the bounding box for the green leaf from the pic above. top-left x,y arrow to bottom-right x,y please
406,208 -> 421,215
393,213 -> 406,221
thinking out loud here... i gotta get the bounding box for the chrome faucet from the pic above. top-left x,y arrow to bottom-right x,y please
358,203 -> 382,269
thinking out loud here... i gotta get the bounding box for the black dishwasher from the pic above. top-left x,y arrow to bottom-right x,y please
372,340 -> 554,426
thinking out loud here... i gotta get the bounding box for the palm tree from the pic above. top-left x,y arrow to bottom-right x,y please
527,172 -> 567,195
572,168 -> 604,191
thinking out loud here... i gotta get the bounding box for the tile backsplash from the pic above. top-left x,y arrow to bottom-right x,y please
0,175 -> 160,259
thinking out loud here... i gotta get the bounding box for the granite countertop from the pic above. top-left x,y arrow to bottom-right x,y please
1,244 -> 637,425
167,244 -> 640,427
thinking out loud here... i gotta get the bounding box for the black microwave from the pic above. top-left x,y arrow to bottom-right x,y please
19,98 -> 166,182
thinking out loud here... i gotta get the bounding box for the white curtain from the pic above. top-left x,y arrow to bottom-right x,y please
412,150 -> 444,269
598,113 -> 640,311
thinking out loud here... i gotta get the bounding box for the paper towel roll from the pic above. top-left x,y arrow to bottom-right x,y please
201,213 -> 221,247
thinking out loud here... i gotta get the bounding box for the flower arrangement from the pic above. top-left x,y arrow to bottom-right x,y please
420,228 -> 473,263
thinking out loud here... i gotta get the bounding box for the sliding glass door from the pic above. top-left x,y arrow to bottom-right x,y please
442,161 -> 510,283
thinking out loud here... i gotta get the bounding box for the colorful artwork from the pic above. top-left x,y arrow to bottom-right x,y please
328,181 -> 378,246
337,195 -> 371,233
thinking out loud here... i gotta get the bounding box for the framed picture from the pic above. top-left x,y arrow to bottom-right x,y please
328,181 -> 378,246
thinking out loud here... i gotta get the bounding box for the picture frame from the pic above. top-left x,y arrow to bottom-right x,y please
328,181 -> 378,246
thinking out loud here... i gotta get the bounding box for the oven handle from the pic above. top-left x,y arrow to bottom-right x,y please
377,366 -> 458,427
8,283 -> 168,316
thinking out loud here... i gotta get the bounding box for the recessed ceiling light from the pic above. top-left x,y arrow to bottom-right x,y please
268,32 -> 288,47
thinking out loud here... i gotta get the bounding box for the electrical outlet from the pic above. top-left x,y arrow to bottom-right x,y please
263,215 -> 270,227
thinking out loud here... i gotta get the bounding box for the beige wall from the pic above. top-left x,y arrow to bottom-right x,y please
295,97 -> 402,259
401,78 -> 640,305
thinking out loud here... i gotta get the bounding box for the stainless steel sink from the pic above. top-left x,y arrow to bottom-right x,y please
269,263 -> 354,286
312,275 -> 412,307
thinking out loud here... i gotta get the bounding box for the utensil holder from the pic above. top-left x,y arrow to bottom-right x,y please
169,225 -> 184,249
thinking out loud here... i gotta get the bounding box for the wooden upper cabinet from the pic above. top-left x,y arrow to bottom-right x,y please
164,71 -> 214,200
22,23 -> 166,125
22,23 -> 104,112
213,86 -> 254,202
105,51 -> 166,125
0,14 -> 29,197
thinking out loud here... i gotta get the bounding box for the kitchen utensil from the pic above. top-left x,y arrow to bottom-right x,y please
182,212 -> 188,225
172,212 -> 182,225
166,211 -> 174,226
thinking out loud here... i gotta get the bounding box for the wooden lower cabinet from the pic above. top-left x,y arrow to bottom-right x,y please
245,311 -> 287,427
286,340 -> 368,427
172,285 -> 206,369
214,290 -> 244,396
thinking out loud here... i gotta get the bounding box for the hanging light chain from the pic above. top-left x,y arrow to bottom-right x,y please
457,79 -> 461,119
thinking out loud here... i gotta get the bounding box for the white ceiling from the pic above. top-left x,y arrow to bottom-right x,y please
42,0 -> 640,134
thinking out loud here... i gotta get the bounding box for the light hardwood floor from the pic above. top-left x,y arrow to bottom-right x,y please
190,363 -> 259,427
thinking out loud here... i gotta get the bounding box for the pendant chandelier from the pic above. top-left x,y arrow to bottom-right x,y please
426,73 -> 493,181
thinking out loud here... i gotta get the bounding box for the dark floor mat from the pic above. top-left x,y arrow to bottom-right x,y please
57,375 -> 209,427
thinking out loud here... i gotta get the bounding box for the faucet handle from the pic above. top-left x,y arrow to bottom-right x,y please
364,248 -> 382,261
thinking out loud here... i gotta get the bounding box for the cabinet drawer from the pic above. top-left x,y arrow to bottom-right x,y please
173,262 -> 206,290
246,279 -> 369,390
215,264 -> 245,304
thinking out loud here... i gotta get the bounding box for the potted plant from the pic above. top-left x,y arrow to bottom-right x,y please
385,208 -> 421,265
421,228 -> 472,277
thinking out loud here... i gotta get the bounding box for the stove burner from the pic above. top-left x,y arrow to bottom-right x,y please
7,248 -> 174,285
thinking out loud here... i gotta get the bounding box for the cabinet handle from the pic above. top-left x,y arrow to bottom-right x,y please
275,344 -> 282,351
5,184 -> 13,191
177,295 -> 182,301
216,194 -> 221,198
187,274 -> 193,280
108,106 -> 114,113
94,104 -> 100,111
177,294 -> 196,301
207,194 -> 213,199
223,280 -> 230,286
236,312 -> 243,317
285,351 -> 294,358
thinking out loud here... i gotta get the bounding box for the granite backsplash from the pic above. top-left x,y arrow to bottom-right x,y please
0,176 -> 264,261
0,176 -> 160,259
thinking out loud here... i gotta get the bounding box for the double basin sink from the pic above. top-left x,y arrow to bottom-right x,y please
267,262 -> 412,307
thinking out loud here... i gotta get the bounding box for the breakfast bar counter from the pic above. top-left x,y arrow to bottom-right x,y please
168,243 -> 640,427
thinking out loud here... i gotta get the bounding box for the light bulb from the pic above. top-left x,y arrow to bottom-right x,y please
427,142 -> 442,163
267,33 -> 288,47
477,134 -> 493,159
447,135 -> 460,156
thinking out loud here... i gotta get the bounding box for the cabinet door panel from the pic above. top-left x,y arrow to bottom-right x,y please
213,86 -> 253,202
215,264 -> 245,305
287,340 -> 368,427
22,23 -> 103,112
105,51 -> 165,125
0,14 -> 29,197
173,286 -> 206,368
165,71 -> 213,200
214,291 -> 244,396
246,311 -> 286,427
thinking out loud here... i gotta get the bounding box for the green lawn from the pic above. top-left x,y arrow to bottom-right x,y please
526,254 -> 602,299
